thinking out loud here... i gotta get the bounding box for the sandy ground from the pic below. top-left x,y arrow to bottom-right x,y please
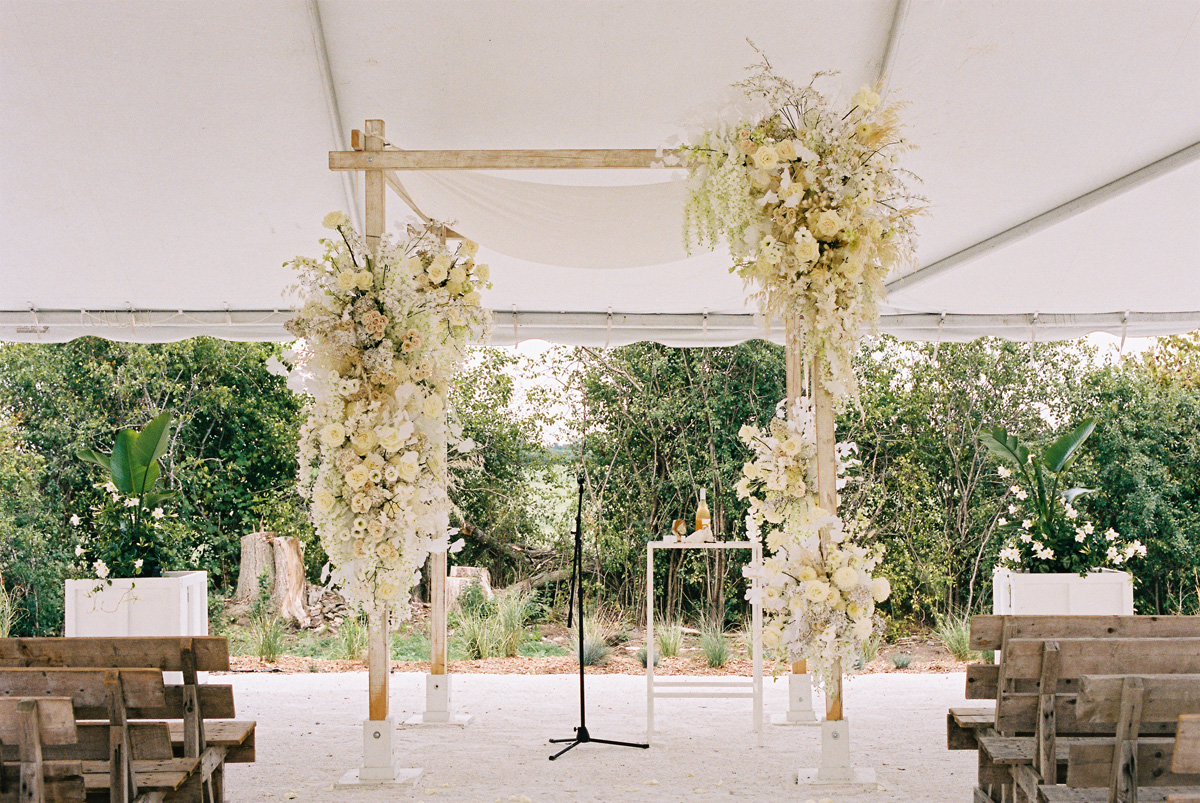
222,670 -> 976,803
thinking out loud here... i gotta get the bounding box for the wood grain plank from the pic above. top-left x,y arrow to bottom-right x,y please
1175,715 -> 1200,774
329,148 -> 666,171
0,638 -> 228,672
1078,675 -> 1200,725
0,668 -> 164,709
970,617 -> 1200,651
1002,639 -> 1200,680
1067,739 -> 1199,787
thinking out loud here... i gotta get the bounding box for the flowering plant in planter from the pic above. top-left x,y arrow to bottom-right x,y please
74,411 -> 179,581
983,417 -> 1145,575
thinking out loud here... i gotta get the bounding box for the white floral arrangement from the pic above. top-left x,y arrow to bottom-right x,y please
283,212 -> 490,613
679,54 -> 922,398
738,400 -> 890,686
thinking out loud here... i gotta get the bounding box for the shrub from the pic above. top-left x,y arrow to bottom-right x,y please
578,635 -> 611,666
456,612 -> 502,660
456,581 -> 494,619
496,587 -> 534,658
934,610 -> 978,661
655,621 -> 683,658
249,614 -> 286,662
890,652 -> 913,669
0,575 -> 17,638
699,626 -> 730,668
636,644 -> 659,668
334,615 -> 369,661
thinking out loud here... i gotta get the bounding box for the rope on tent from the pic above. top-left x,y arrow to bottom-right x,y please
933,311 -> 945,362
605,307 -> 613,349
1119,311 -> 1130,354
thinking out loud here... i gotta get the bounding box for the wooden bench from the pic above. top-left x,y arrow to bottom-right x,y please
0,667 -> 196,802
949,616 -> 1200,803
0,637 -> 254,803
0,697 -> 86,803
1023,674 -> 1200,803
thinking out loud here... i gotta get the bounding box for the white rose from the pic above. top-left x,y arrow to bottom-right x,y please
448,266 -> 467,286
313,486 -> 336,514
804,581 -> 829,603
812,210 -> 843,241
354,270 -> 373,291
335,271 -> 357,292
422,394 -> 443,418
459,240 -> 479,258
852,85 -> 881,110
852,618 -> 874,641
775,139 -> 797,161
475,263 -> 490,282
464,291 -> 482,306
350,428 -> 378,454
396,451 -> 420,482
319,422 -> 346,448
428,254 -> 451,283
376,426 -> 404,453
832,566 -> 859,590
345,465 -> 370,489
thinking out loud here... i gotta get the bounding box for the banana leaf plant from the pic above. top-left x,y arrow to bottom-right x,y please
76,411 -> 177,577
981,418 -> 1101,573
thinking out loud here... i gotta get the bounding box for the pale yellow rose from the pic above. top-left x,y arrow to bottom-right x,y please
313,486 -> 336,514
852,618 -> 874,641
852,85 -> 881,110
448,266 -> 467,286
354,270 -> 373,291
775,139 -> 797,161
753,145 -> 780,170
459,240 -> 479,258
350,428 -> 378,454
798,566 -> 818,582
345,465 -> 370,489
464,291 -> 482,306
792,229 -> 820,263
322,211 -> 349,229
335,271 -> 357,292
812,210 -> 843,241
376,426 -> 404,453
319,422 -> 347,448
804,581 -> 830,603
474,263 -> 490,282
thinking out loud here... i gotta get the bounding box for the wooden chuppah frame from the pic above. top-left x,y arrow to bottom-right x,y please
330,124 -> 853,778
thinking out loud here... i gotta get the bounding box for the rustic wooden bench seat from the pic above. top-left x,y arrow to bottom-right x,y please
0,637 -> 254,802
0,667 -> 196,802
0,697 -> 85,803
950,616 -> 1200,803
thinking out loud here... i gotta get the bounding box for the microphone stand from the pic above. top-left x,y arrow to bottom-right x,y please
548,474 -> 649,760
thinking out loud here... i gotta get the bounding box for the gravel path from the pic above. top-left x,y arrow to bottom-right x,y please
223,670 -> 977,802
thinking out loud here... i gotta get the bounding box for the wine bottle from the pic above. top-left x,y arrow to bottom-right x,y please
695,488 -> 711,532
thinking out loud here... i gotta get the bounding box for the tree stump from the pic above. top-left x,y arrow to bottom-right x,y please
235,531 -> 310,627
235,532 -> 275,604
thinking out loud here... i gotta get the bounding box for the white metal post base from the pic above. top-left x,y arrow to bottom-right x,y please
404,674 -> 473,726
338,718 -> 423,786
796,719 -> 880,789
771,672 -> 820,725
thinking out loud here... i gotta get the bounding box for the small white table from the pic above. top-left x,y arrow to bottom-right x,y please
645,540 -> 763,741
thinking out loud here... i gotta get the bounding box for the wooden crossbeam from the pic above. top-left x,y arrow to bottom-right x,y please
331,148 -> 666,171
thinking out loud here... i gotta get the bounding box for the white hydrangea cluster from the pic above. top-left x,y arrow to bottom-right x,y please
681,61 -> 922,399
738,400 -> 890,688
284,213 -> 490,614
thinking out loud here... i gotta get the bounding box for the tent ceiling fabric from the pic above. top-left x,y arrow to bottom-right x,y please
2,1 -> 1197,346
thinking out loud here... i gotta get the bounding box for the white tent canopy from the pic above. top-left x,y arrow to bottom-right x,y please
2,1 -> 1198,346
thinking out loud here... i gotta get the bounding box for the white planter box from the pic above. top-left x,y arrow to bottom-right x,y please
992,567 -> 1134,615
65,571 -> 208,682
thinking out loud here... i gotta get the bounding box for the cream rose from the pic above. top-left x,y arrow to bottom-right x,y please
448,266 -> 467,286
335,271 -> 357,292
350,428 -> 378,454
812,210 -> 843,241
345,465 -> 370,489
871,576 -> 891,603
753,145 -> 780,170
804,581 -> 830,603
322,211 -> 349,229
792,229 -> 820,263
852,84 -> 881,110
313,486 -> 336,514
475,263 -> 490,282
464,291 -> 482,306
377,426 -> 404,453
459,240 -> 479,258
396,451 -> 420,482
354,270 -> 373,291
832,566 -> 859,590
319,422 -> 347,448
775,139 -> 797,161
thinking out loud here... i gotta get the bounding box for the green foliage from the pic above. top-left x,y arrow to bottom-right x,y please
455,611 -> 503,660
495,587 -> 534,658
655,621 -> 684,658
578,635 -> 611,666
390,633 -> 431,662
699,625 -> 730,668
518,639 -> 570,658
0,338 -> 310,631
890,652 -> 912,669
248,613 -> 286,662
455,581 -> 495,619
636,644 -> 659,667
333,615 -> 369,661
933,610 -> 977,661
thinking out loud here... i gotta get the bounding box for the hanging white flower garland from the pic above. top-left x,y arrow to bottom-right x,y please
284,213 -> 490,614
682,56 -> 922,685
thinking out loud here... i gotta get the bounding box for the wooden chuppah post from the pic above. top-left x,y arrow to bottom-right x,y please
776,314 -> 819,726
